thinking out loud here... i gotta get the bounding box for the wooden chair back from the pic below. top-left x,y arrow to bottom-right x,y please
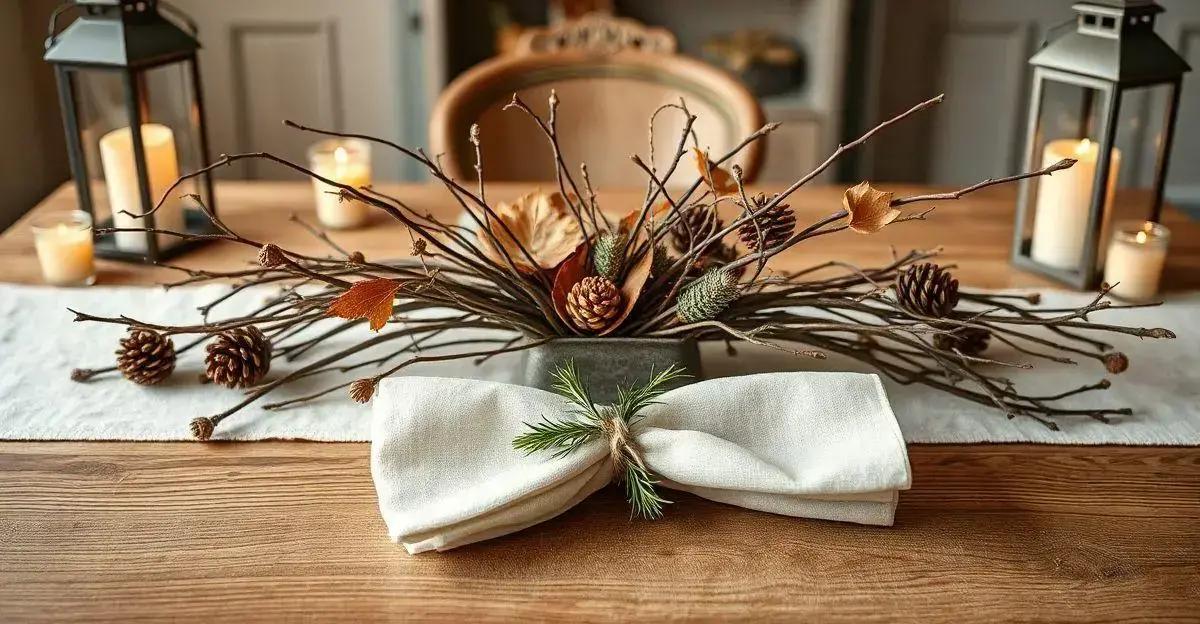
430,15 -> 765,189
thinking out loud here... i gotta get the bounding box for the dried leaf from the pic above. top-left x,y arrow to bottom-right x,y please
479,191 -> 585,273
617,200 -> 671,244
843,182 -> 900,234
326,278 -> 402,331
692,148 -> 738,197
551,242 -> 592,330
599,248 -> 653,336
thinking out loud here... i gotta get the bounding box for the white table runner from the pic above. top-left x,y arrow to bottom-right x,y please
1,283 -> 1197,444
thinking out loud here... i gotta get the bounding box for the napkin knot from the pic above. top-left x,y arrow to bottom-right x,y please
599,408 -> 646,481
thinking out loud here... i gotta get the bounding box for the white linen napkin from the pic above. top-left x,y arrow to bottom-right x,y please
370,372 -> 912,553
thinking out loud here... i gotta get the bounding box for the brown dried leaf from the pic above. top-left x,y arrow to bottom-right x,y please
551,242 -> 592,330
617,200 -> 671,246
326,278 -> 402,332
479,191 -> 584,273
692,148 -> 738,197
599,247 -> 653,336
843,182 -> 900,234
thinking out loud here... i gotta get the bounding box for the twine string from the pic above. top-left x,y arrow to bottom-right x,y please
599,407 -> 647,481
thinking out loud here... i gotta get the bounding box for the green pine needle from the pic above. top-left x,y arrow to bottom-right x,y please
513,361 -> 690,520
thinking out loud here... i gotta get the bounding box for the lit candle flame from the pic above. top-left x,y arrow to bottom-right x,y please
1075,138 -> 1092,156
334,146 -> 348,165
1135,230 -> 1149,244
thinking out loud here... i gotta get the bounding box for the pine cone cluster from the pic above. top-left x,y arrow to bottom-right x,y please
677,268 -> 740,323
896,263 -> 959,318
934,327 -> 991,356
115,328 -> 176,385
737,194 -> 795,251
204,326 -> 272,389
566,276 -> 622,332
670,205 -> 723,255
592,231 -> 627,282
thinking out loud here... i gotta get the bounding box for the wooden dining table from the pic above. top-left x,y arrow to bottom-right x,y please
1,181 -> 1198,623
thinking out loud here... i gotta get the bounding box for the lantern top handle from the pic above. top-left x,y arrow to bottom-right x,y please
44,0 -> 200,68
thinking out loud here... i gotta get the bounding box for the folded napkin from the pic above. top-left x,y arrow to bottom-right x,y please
371,372 -> 912,553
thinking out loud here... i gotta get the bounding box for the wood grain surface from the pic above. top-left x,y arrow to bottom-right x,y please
1,182 -> 1199,622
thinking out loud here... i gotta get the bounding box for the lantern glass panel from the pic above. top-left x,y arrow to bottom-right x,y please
1109,82 -> 1177,224
1019,77 -> 1116,275
69,62 -> 207,255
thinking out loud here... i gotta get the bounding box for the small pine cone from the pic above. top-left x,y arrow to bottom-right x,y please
190,417 -> 215,441
115,328 -> 176,385
566,276 -> 623,332
204,326 -> 272,389
737,194 -> 795,251
934,327 -> 991,356
896,263 -> 959,318
349,378 -> 377,404
1104,352 -> 1129,374
650,244 -> 672,279
670,205 -> 723,255
677,268 -> 740,323
258,243 -> 285,268
593,231 -> 627,282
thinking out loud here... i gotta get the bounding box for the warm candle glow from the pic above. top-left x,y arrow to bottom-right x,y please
1029,138 -> 1121,270
32,211 -> 96,286
99,124 -> 185,252
309,139 -> 372,230
1104,220 -> 1169,301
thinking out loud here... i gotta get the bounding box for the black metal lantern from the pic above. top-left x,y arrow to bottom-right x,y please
44,0 -> 217,262
1011,0 -> 1189,289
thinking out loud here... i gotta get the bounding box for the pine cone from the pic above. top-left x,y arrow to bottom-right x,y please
204,326 -> 272,389
670,205 -> 723,255
737,194 -> 795,251
566,276 -> 623,332
896,263 -> 959,318
593,231 -> 627,281
650,244 -> 672,279
677,268 -> 740,323
934,327 -> 991,356
115,328 -> 176,385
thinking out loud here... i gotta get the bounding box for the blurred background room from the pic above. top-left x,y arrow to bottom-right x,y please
2,0 -> 1198,232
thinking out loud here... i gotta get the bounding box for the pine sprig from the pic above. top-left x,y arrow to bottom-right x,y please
513,361 -> 690,519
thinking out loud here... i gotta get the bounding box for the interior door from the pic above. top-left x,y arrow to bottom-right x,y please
170,0 -> 427,181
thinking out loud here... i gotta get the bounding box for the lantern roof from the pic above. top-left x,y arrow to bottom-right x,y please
1029,0 -> 1190,85
43,0 -> 199,68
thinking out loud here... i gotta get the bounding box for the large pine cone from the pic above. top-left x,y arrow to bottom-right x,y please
116,328 -> 176,385
933,326 -> 991,356
204,326 -> 272,389
737,194 -> 795,251
670,205 -> 723,255
896,263 -> 959,318
566,276 -> 623,332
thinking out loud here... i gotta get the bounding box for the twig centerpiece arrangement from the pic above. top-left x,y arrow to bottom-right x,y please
67,92 -> 1174,439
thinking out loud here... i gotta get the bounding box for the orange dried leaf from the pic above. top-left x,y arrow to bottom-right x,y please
617,201 -> 671,247
843,182 -> 900,234
327,278 -> 402,332
599,248 -> 653,336
479,191 -> 584,273
551,242 -> 592,330
692,148 -> 738,197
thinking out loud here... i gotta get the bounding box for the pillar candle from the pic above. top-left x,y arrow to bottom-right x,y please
309,139 -> 372,229
1029,139 -> 1120,270
32,211 -> 96,287
1103,221 -> 1169,301
98,123 -> 186,252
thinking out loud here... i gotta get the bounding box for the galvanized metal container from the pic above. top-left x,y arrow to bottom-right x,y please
521,338 -> 702,404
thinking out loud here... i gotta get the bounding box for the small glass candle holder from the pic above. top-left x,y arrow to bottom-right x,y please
32,210 -> 97,287
307,138 -> 372,230
1103,220 -> 1170,301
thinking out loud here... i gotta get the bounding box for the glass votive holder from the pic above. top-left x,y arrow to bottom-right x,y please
1103,220 -> 1170,301
32,210 -> 97,287
307,138 -> 372,230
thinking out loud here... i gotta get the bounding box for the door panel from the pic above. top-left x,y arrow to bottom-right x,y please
171,0 -> 414,181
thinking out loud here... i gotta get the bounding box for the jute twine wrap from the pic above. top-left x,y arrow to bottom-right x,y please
599,408 -> 647,480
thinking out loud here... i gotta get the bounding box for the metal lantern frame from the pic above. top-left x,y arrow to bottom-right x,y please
1011,0 -> 1189,289
44,0 -> 218,263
